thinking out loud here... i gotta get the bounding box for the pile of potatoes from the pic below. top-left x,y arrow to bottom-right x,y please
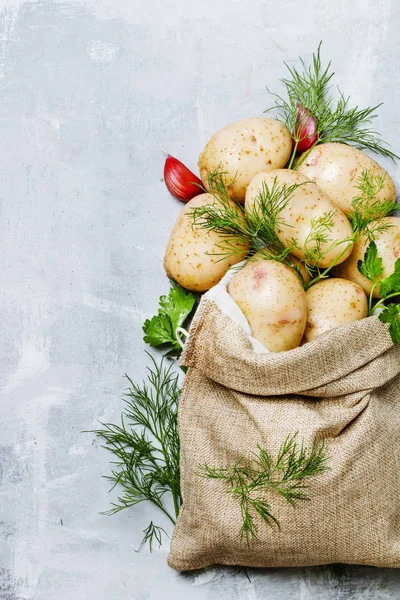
164,116 -> 399,352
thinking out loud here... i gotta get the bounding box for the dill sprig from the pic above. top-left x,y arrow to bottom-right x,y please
267,42 -> 399,167
138,522 -> 168,552
191,168 -> 396,289
303,211 -> 336,268
348,170 -> 395,240
302,169 -> 396,283
245,178 -> 302,260
198,434 -> 328,545
267,43 -> 333,143
190,169 -> 253,259
90,355 -> 181,551
190,167 -> 302,262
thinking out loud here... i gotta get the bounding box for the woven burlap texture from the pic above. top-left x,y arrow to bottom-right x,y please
168,296 -> 400,571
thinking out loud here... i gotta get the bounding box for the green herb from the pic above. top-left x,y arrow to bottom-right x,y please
267,42 -> 399,169
302,211 -> 337,267
357,241 -> 400,343
138,522 -> 168,552
379,259 -> 400,298
357,241 -> 383,283
191,169 -> 393,290
244,178 -> 302,261
90,356 -> 182,551
302,170 -> 395,286
348,171 -> 395,240
191,167 -> 304,261
142,281 -> 195,356
357,241 -> 400,311
197,434 -> 328,545
379,304 -> 400,344
190,168 -> 253,260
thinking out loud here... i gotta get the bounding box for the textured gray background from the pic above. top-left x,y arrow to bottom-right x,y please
0,0 -> 400,598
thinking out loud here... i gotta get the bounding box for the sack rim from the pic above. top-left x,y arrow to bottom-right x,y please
180,296 -> 398,396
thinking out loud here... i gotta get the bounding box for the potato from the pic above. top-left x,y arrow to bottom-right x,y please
332,216 -> 400,298
245,169 -> 353,268
298,142 -> 396,215
252,250 -> 311,286
164,193 -> 249,292
304,278 -> 368,343
199,117 -> 292,203
228,259 -> 307,352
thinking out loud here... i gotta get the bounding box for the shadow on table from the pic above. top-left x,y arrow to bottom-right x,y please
180,563 -> 400,599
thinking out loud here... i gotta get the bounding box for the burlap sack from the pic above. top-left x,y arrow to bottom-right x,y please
168,272 -> 400,571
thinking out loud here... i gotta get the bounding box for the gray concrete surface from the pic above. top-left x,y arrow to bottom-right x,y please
0,0 -> 399,598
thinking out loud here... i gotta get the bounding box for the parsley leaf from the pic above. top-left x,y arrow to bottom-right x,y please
379,259 -> 400,298
359,243 -> 400,345
357,241 -> 384,282
142,281 -> 196,354
379,304 -> 400,344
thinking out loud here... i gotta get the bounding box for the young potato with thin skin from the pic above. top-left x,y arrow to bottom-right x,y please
245,169 -> 354,268
252,250 -> 311,286
164,193 -> 249,293
298,142 -> 396,215
332,216 -> 400,298
199,117 -> 292,203
228,259 -> 307,352
303,278 -> 368,343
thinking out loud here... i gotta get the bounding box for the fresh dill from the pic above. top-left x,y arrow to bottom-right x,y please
198,434 -> 328,545
348,171 -> 395,240
191,168 -> 396,290
90,356 -> 182,551
137,522 -> 168,553
266,42 -> 399,168
190,169 -> 253,259
190,167 -> 302,262
245,178 -> 302,260
303,169 -> 396,285
303,211 -> 336,267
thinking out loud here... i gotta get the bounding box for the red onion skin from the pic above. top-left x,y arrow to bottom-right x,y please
164,155 -> 203,202
294,103 -> 318,153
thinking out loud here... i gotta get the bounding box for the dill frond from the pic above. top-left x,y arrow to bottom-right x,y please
90,355 -> 181,551
267,43 -> 399,163
198,434 -> 328,545
190,168 -> 302,263
190,168 -> 396,290
303,211 -> 336,267
348,170 -> 396,240
190,168 -> 253,260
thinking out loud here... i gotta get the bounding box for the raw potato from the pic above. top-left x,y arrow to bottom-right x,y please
304,278 -> 368,343
245,169 -> 354,267
332,216 -> 400,298
252,250 -> 311,286
228,259 -> 307,352
298,142 -> 396,215
199,117 -> 292,203
164,193 -> 249,292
